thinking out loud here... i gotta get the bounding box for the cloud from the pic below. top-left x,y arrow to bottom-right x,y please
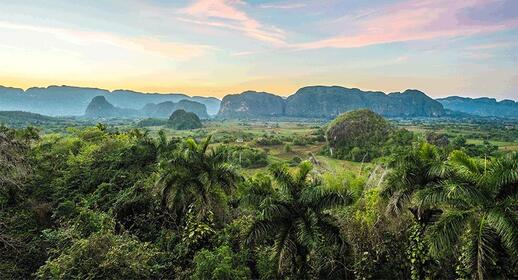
296,0 -> 518,50
0,21 -> 211,60
177,0 -> 286,45
465,41 -> 517,50
260,3 -> 307,9
461,41 -> 517,60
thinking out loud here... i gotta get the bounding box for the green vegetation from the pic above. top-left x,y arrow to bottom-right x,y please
168,109 -> 203,130
326,109 -> 405,161
1,114 -> 517,279
138,117 -> 168,127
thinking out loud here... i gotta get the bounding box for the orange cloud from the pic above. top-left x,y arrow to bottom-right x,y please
0,21 -> 212,60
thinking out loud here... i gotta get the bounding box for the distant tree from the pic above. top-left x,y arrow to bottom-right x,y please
452,135 -> 467,149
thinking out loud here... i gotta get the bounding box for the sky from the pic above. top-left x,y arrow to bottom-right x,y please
1,0 -> 517,99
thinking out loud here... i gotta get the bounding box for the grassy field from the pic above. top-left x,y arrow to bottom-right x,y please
139,120 -> 367,176
123,118 -> 518,177
401,122 -> 518,152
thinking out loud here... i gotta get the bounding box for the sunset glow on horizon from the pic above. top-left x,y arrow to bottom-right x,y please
1,0 -> 517,99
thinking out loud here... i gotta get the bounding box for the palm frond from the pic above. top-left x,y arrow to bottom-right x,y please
295,214 -> 320,248
200,135 -> 212,154
475,217 -> 498,279
484,156 -> 518,199
486,209 -> 518,259
270,163 -> 296,197
449,150 -> 484,179
247,219 -> 282,245
295,161 -> 313,184
301,186 -> 353,211
240,174 -> 275,208
274,228 -> 297,276
427,209 -> 471,256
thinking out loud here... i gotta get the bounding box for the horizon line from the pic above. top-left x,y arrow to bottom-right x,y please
0,83 -> 516,102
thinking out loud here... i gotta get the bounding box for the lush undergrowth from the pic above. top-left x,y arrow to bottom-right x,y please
1,117 -> 517,279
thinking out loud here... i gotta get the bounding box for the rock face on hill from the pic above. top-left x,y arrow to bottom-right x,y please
191,96 -> 221,115
217,91 -> 285,118
437,96 -> 518,118
285,86 -> 444,118
85,96 -> 209,119
84,96 -> 118,118
84,96 -> 140,118
0,85 -> 220,116
217,86 -> 444,119
175,100 -> 209,119
142,102 -> 176,118
141,100 -> 209,119
168,109 -> 202,130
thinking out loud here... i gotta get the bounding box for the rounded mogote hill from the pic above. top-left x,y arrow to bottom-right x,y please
326,109 -> 393,160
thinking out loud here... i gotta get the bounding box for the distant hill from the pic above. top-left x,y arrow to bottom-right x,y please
0,85 -> 221,116
84,96 -> 140,118
218,91 -> 286,118
218,86 -> 444,119
0,111 -> 72,127
142,100 -> 209,119
84,96 -> 209,119
437,96 -> 518,118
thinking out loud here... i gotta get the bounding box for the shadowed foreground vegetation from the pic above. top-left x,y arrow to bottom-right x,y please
1,114 -> 517,279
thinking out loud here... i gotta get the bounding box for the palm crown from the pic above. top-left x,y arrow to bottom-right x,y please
244,161 -> 354,278
416,151 -> 518,279
157,135 -> 241,226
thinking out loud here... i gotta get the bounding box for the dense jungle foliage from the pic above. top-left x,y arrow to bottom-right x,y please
1,113 -> 517,279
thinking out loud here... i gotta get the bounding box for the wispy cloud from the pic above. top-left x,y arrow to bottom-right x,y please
296,0 -> 518,50
465,41 -> 517,50
461,40 -> 517,60
0,21 -> 212,60
177,0 -> 286,45
260,3 -> 306,9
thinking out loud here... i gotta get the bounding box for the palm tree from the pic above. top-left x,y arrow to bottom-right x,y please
155,130 -> 180,159
416,151 -> 518,279
156,135 -> 241,226
244,161 -> 354,278
381,142 -> 447,279
382,142 -> 447,221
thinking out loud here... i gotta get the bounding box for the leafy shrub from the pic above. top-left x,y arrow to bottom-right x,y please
36,232 -> 170,280
219,145 -> 268,168
254,135 -> 283,146
137,118 -> 168,127
192,245 -> 251,280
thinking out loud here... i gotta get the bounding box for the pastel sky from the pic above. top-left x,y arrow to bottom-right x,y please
1,0 -> 517,99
